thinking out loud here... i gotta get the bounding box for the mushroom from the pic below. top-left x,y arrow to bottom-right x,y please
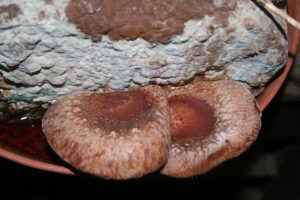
160,80 -> 261,178
42,85 -> 171,179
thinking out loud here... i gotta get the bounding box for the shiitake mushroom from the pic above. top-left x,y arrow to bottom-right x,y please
42,80 -> 261,179
161,80 -> 261,178
42,85 -> 171,179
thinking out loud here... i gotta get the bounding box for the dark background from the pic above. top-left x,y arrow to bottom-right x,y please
1,46 -> 300,200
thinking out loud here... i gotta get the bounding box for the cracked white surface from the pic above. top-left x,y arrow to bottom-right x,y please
0,0 -> 288,110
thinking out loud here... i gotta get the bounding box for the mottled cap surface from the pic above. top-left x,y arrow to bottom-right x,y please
42,85 -> 171,179
161,80 -> 261,178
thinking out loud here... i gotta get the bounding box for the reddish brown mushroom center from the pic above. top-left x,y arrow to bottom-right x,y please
169,96 -> 216,139
88,90 -> 150,120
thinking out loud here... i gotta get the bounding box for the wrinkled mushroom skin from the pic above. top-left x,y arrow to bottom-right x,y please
42,85 -> 171,179
161,80 -> 261,178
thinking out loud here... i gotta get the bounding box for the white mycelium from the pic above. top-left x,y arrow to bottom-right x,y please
0,0 -> 287,109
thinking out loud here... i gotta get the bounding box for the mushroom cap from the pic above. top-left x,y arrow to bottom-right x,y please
161,80 -> 261,178
42,85 -> 171,179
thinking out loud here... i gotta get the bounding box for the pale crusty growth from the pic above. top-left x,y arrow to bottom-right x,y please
0,0 -> 288,122
42,85 -> 171,179
161,80 -> 261,178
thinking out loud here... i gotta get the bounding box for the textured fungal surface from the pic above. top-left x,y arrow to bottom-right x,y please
161,80 -> 261,178
42,85 -> 171,179
0,0 -> 288,122
65,0 -> 236,43
0,4 -> 22,24
168,96 -> 216,140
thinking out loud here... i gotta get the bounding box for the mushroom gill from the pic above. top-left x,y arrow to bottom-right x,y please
160,80 -> 261,178
42,85 -> 171,180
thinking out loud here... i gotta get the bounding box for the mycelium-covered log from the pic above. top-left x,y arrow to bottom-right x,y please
0,0 -> 287,122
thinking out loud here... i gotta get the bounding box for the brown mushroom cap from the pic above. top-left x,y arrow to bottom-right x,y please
42,85 -> 171,179
161,80 -> 261,178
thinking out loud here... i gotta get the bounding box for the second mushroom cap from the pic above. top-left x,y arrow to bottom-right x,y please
161,80 -> 261,178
